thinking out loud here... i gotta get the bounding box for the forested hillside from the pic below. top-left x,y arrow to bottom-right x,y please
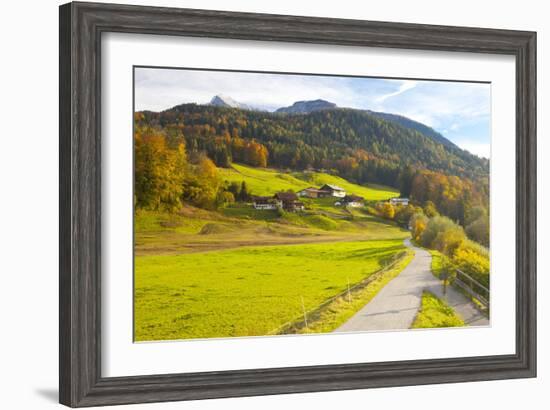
135,102 -> 489,226
139,104 -> 488,182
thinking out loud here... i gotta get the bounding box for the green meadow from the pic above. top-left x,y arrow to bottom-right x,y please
134,164 -> 411,341
135,239 -> 407,341
219,163 -> 398,200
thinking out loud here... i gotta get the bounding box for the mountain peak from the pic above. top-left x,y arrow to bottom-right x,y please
276,99 -> 337,114
209,95 -> 252,110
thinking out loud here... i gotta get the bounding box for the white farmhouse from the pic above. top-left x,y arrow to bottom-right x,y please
341,195 -> 365,208
253,196 -> 278,210
319,184 -> 346,198
389,197 -> 409,206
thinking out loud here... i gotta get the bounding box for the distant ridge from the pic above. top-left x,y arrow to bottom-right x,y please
276,99 -> 337,114
209,94 -> 253,110
165,95 -> 481,163
366,110 -> 459,150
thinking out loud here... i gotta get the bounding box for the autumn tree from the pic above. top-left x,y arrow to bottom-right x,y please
394,204 -> 415,227
238,181 -> 250,202
380,202 -> 395,220
182,155 -> 221,209
424,200 -> 439,218
466,214 -> 490,247
410,213 -> 428,241
134,126 -> 186,211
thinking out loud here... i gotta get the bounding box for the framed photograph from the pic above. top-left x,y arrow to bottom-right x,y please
59,2 -> 536,407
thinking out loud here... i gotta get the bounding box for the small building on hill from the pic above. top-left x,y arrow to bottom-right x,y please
319,184 -> 346,198
340,195 -> 365,208
389,197 -> 409,206
253,196 -> 278,210
297,187 -> 331,198
274,192 -> 298,203
273,192 -> 304,212
283,200 -> 305,212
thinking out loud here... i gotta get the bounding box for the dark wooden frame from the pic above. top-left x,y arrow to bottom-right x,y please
59,1 -> 537,407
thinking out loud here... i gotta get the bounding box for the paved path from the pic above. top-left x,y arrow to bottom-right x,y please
335,239 -> 489,333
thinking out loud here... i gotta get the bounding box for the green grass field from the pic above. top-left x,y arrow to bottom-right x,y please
218,163 -> 309,195
411,291 -> 465,329
293,169 -> 399,201
292,249 -> 414,334
135,239 -> 407,341
135,202 -> 409,256
219,163 -> 398,200
134,164 -> 410,341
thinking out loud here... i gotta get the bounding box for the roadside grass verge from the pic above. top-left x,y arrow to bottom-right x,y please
428,248 -> 445,279
277,249 -> 415,335
411,291 -> 465,328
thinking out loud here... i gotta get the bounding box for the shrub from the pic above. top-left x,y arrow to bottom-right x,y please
275,206 -> 286,218
420,216 -> 462,251
433,226 -> 466,256
410,213 -> 428,241
453,239 -> 490,287
380,202 -> 395,219
394,204 -> 415,226
466,214 -> 490,247
216,190 -> 235,207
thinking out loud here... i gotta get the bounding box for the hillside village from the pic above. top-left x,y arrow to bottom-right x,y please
252,183 -> 401,212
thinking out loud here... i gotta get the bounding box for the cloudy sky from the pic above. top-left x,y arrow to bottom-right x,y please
135,67 -> 491,158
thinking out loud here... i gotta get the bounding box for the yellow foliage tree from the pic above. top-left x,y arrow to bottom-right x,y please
381,202 -> 395,220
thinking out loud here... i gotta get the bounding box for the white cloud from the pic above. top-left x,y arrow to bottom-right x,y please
458,141 -> 490,159
134,68 -> 360,112
375,80 -> 418,103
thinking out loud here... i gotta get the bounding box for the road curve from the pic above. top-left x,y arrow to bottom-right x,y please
334,239 -> 489,333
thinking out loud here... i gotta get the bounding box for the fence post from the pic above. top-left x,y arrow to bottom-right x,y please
301,296 -> 308,329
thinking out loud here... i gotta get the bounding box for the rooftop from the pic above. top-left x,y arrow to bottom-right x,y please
274,192 -> 299,201
322,184 -> 345,191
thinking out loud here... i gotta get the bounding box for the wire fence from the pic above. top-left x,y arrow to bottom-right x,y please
453,268 -> 490,309
267,250 -> 411,335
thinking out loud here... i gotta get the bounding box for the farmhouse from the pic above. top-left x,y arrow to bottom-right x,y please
297,187 -> 330,198
319,184 -> 346,198
340,195 -> 365,208
284,200 -> 305,212
253,196 -> 278,210
273,192 -> 305,212
389,197 -> 410,206
274,191 -> 298,202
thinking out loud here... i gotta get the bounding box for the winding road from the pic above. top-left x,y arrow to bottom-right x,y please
335,239 -> 489,333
